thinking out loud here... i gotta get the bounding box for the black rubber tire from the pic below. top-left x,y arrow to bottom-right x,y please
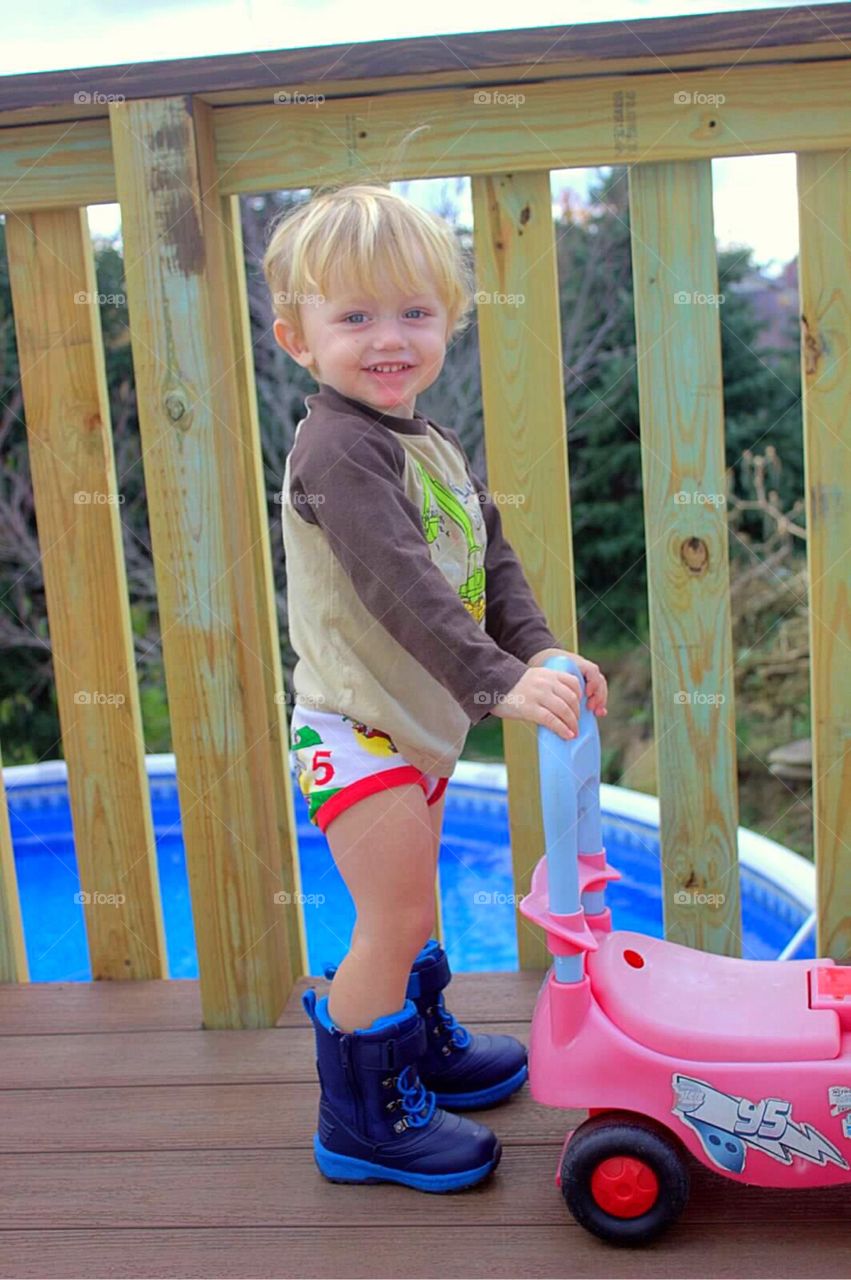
560,1111 -> 690,1246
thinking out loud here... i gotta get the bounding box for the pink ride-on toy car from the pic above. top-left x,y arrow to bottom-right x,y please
519,655 -> 851,1246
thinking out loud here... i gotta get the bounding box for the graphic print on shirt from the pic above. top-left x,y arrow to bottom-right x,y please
414,459 -> 486,623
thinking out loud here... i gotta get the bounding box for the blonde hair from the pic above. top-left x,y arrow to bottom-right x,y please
262,181 -> 475,371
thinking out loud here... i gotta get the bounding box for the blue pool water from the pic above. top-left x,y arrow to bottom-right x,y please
4,759 -> 815,981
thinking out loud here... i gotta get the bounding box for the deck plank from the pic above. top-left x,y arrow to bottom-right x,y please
0,1082 -> 578,1150
0,1145 -> 849,1229
0,972 -> 847,1279
0,972 -> 544,1035
0,1020 -> 531,1089
0,1223 -> 848,1280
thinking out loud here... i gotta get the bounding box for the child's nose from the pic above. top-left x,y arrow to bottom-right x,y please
372,321 -> 406,347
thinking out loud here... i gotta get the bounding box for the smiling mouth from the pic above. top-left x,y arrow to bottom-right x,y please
364,364 -> 414,374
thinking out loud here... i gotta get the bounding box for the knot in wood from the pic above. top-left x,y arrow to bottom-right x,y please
165,392 -> 188,422
680,537 -> 709,575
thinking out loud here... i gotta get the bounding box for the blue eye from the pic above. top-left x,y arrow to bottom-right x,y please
341,308 -> 429,324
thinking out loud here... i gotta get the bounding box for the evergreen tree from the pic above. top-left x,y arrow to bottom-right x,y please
557,168 -> 802,648
0,176 -> 805,760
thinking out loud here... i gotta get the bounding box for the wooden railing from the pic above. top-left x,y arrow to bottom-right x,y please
1,5 -> 849,1026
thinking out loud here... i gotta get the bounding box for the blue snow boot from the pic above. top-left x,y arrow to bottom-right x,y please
302,988 -> 502,1193
323,941 -> 528,1110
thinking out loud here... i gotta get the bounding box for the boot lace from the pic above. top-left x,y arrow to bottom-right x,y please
382,1064 -> 437,1132
426,993 -> 472,1051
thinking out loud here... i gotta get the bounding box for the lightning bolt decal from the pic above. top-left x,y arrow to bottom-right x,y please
671,1073 -> 849,1174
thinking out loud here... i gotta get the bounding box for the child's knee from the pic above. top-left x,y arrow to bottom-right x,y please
401,909 -> 436,954
358,905 -> 435,955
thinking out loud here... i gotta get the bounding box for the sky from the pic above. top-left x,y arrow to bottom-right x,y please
4,0 -> 830,272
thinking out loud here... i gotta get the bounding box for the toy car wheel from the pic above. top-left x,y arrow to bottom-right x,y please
560,1111 -> 690,1246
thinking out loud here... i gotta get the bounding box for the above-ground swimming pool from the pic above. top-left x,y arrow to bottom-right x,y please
4,756 -> 816,981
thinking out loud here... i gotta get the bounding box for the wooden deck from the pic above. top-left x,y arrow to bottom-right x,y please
0,970 -> 848,1279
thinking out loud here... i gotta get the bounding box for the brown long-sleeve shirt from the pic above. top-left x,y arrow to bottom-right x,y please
280,380 -> 558,776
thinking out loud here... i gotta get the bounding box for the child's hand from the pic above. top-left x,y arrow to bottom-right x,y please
491,667 -> 581,741
525,648 -> 608,717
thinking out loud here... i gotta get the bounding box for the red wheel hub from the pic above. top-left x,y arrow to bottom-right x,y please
590,1155 -> 659,1218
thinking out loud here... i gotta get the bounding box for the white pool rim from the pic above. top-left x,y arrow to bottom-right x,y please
450,760 -> 815,911
3,754 -> 815,915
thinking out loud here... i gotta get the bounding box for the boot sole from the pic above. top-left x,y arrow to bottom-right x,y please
432,1063 -> 528,1111
313,1135 -> 502,1193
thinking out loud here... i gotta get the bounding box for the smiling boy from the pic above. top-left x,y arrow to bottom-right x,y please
264,182 -> 607,1193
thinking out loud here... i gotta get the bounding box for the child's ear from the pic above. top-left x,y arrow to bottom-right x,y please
273,317 -> 313,369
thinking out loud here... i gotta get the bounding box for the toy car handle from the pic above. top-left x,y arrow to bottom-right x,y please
538,655 -> 603,925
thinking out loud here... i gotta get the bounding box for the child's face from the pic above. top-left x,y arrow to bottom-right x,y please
273,262 -> 449,417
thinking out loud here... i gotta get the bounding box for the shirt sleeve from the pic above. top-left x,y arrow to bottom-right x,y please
431,425 -> 559,663
288,418 -> 529,722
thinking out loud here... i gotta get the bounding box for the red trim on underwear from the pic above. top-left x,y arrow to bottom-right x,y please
316,766 -> 426,833
426,775 -> 450,807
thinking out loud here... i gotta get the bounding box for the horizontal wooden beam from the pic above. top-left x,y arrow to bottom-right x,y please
0,4 -> 849,114
4,56 -> 849,213
0,118 -> 115,211
213,60 -> 851,196
2,40 -> 850,132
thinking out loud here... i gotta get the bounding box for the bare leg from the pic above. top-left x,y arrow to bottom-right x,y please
427,790 -> 447,943
426,790 -> 446,875
324,783 -> 438,1032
